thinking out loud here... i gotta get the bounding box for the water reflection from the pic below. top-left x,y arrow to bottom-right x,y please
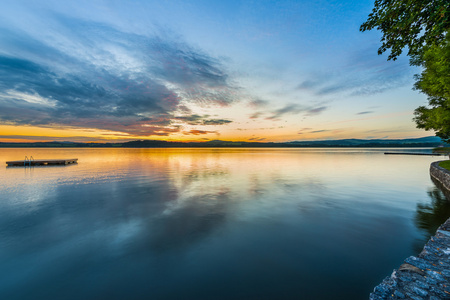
413,178 -> 450,253
0,148 -> 446,300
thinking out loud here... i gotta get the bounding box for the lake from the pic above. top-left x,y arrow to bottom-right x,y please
1,148 -> 449,299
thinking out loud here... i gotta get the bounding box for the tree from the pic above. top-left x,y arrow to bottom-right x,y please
360,0 -> 449,61
361,0 -> 449,142
413,33 -> 450,142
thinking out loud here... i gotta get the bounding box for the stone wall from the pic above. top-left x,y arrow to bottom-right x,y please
430,161 -> 450,191
370,220 -> 450,299
370,161 -> 450,299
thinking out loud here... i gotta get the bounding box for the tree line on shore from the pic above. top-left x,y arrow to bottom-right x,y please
0,136 -> 446,148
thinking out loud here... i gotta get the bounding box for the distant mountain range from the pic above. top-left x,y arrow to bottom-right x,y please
0,136 -> 447,148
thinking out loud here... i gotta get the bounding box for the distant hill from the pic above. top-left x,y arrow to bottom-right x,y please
0,136 -> 447,148
286,136 -> 445,147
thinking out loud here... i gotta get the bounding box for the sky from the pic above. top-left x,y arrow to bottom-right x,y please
0,0 -> 432,143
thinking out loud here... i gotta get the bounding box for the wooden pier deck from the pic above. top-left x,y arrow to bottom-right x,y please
6,158 -> 78,166
384,152 -> 445,156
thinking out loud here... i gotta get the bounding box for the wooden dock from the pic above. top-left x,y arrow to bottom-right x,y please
384,152 -> 445,156
6,158 -> 78,166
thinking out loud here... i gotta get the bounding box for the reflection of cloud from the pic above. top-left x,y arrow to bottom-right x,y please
149,192 -> 230,253
0,16 -> 240,136
0,155 -> 235,258
147,164 -> 232,252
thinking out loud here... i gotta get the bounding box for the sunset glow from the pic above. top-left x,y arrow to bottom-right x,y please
0,0 -> 430,143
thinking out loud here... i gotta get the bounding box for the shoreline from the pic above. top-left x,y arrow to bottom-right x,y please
370,161 -> 450,299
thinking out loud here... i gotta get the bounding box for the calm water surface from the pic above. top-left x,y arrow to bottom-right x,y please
1,148 -> 449,299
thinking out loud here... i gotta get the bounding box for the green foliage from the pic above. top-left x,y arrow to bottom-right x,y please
433,147 -> 450,153
414,34 -> 450,100
413,33 -> 450,142
362,1 -> 450,141
439,160 -> 450,170
360,0 -> 449,61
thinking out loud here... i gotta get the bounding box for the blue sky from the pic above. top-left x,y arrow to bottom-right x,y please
0,0 -> 430,142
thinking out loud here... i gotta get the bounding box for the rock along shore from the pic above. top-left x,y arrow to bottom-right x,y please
370,161 -> 450,300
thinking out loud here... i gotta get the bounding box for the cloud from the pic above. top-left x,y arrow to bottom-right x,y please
249,112 -> 263,119
202,119 -> 232,125
174,114 -> 232,125
248,99 -> 269,107
266,104 -> 327,120
310,130 -> 330,133
356,111 -> 374,115
266,104 -> 304,120
298,128 -> 335,134
0,16 -> 239,136
297,47 -> 414,97
248,137 -> 266,141
306,106 -> 327,116
296,80 -> 320,90
297,127 -> 312,134
182,129 -> 218,135
0,134 -> 131,142
173,115 -> 204,125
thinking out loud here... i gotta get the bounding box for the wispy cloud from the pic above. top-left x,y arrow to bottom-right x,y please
297,46 -> 414,98
328,111 -> 411,125
182,129 -> 218,135
248,137 -> 266,141
202,119 -> 232,125
310,129 -> 330,133
356,111 -> 374,115
174,114 -> 232,126
297,127 -> 312,134
306,106 -> 327,116
248,99 -> 269,108
298,128 -> 342,135
266,104 -> 328,120
249,112 -> 263,119
266,104 -> 305,120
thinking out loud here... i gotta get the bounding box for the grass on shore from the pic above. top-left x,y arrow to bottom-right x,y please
433,147 -> 450,153
439,160 -> 450,171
